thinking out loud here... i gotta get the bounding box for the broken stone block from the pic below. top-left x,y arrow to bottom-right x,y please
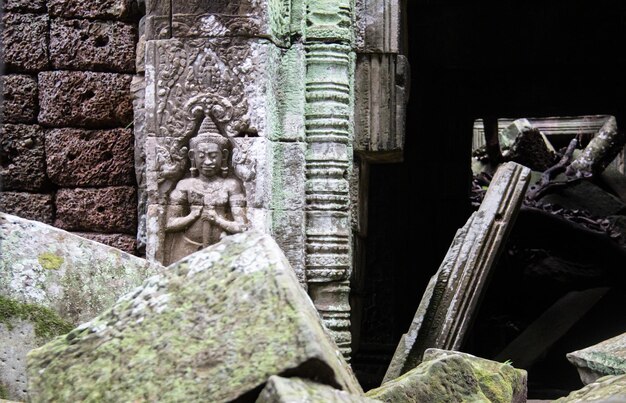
567,332 -> 626,385
554,374 -> 626,403
500,119 -> 555,171
0,124 -> 48,191
384,162 -> 531,381
38,71 -> 133,128
1,74 -> 38,123
54,186 -> 137,234
72,232 -> 137,255
1,13 -> 49,73
367,349 -> 527,403
48,0 -> 138,20
257,376 -> 379,403
0,192 -> 54,224
50,19 -> 138,73
26,232 -> 362,402
45,128 -> 135,187
0,212 -> 161,402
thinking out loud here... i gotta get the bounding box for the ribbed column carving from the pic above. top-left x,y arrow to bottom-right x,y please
304,31 -> 354,358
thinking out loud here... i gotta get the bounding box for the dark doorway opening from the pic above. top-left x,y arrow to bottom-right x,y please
352,1 -> 626,397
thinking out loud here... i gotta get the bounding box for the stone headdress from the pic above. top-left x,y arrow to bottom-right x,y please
190,115 -> 231,150
189,115 -> 231,177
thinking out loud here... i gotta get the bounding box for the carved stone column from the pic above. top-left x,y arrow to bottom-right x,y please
302,1 -> 355,358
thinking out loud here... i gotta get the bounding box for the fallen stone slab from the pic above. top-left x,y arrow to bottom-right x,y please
384,162 -> 531,382
367,349 -> 527,403
567,332 -> 626,385
554,374 -> 626,403
0,213 -> 162,402
257,376 -> 379,403
27,231 -> 362,402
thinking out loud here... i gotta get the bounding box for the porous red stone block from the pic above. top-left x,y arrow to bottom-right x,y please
38,71 -> 133,128
45,128 -> 135,187
3,0 -> 46,13
48,0 -> 138,20
73,232 -> 137,255
50,19 -> 137,73
55,187 -> 137,234
1,75 -> 38,123
0,192 -> 54,224
0,124 -> 48,191
2,13 -> 49,73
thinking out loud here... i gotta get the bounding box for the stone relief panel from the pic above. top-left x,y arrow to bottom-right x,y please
144,37 -> 279,264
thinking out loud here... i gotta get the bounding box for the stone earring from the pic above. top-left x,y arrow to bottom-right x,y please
189,149 -> 198,177
190,160 -> 198,177
221,149 -> 230,177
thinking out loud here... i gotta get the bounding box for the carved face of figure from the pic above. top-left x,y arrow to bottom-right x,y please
190,142 -> 223,178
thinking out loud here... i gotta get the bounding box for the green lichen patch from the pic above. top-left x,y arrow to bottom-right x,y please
38,252 -> 64,270
0,295 -> 73,339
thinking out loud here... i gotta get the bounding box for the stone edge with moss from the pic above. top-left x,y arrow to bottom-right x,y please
0,295 -> 74,340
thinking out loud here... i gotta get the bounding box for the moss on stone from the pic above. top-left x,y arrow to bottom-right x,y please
0,295 -> 73,339
0,382 -> 8,399
37,252 -> 64,270
473,363 -> 514,403
26,233 -> 359,402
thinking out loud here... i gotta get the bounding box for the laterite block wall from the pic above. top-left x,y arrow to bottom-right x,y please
1,0 -> 142,254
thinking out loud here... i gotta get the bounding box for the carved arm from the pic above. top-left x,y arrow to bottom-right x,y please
165,205 -> 202,233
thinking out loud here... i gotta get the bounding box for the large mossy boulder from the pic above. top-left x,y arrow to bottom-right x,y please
367,349 -> 527,403
257,376 -> 379,403
555,374 -> 626,402
0,213 -> 162,402
26,231 -> 362,402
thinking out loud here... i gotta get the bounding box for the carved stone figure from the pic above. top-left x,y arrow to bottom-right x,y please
163,115 -> 248,265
